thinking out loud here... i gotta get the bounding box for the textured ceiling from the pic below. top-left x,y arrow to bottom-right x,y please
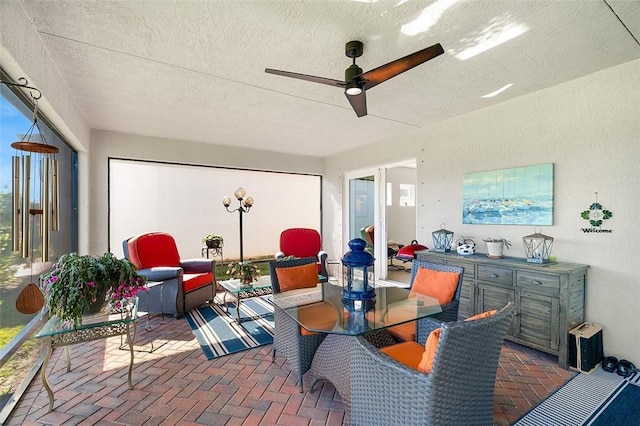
16,0 -> 640,157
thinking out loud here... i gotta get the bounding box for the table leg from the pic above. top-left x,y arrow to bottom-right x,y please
127,322 -> 135,390
65,346 -> 71,372
236,296 -> 241,325
41,341 -> 54,412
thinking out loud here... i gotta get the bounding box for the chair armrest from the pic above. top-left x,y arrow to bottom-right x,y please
317,251 -> 329,281
137,267 -> 182,281
180,258 -> 214,274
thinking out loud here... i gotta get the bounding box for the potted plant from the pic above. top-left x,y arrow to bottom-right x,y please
40,252 -> 147,327
226,261 -> 260,286
483,238 -> 512,258
202,234 -> 224,248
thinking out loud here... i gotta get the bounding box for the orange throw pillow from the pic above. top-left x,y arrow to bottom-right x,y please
410,268 -> 460,305
417,328 -> 441,374
276,263 -> 318,292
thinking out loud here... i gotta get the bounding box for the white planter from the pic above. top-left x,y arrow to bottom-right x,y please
485,241 -> 505,258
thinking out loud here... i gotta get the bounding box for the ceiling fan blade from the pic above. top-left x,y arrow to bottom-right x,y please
265,68 -> 345,88
360,43 -> 444,90
345,90 -> 367,117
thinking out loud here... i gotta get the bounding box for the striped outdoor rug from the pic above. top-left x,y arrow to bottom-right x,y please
515,367 -> 640,426
184,295 -> 274,360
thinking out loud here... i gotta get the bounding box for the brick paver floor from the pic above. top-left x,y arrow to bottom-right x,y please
8,310 -> 574,425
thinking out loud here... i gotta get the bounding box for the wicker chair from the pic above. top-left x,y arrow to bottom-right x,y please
269,256 -> 327,392
388,260 -> 465,344
350,303 -> 516,425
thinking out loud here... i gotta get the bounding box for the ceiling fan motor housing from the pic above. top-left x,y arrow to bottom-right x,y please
345,64 -> 364,83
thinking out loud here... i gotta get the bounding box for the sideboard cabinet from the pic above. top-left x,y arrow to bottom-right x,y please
415,250 -> 589,369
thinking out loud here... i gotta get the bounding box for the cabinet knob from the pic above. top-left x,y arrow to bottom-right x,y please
491,274 -> 499,278
531,281 -> 542,285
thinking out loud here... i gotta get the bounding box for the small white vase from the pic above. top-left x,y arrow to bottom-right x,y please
485,241 -> 505,258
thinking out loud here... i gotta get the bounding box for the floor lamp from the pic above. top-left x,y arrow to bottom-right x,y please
222,188 -> 254,262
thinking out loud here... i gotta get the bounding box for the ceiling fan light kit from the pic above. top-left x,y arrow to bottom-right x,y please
345,82 -> 362,96
265,40 -> 444,117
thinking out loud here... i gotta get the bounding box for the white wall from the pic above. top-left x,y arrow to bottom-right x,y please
109,159 -> 321,260
324,58 -> 640,360
90,130 -> 324,257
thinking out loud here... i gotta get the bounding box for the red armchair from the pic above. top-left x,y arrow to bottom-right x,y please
124,232 -> 215,317
276,228 -> 328,280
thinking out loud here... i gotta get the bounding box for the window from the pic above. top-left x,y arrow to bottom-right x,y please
399,183 -> 416,206
0,69 -> 77,420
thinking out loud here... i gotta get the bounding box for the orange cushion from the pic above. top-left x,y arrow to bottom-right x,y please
298,302 -> 338,336
410,268 -> 460,305
183,272 -> 213,293
276,263 -> 319,292
385,302 -> 419,342
416,309 -> 497,374
387,322 -> 415,342
465,309 -> 497,321
380,341 -> 425,371
417,328 -> 441,373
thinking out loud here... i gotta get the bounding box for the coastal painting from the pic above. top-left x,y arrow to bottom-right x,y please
462,163 -> 554,225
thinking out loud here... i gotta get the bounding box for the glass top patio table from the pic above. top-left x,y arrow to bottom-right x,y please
272,281 -> 442,336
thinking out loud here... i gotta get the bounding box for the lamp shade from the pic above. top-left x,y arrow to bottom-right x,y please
523,229 -> 553,263
222,196 -> 231,207
432,224 -> 454,252
234,187 -> 246,199
342,238 -> 375,301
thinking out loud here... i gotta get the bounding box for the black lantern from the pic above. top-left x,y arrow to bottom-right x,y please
342,238 -> 376,302
523,228 -> 554,264
432,224 -> 454,252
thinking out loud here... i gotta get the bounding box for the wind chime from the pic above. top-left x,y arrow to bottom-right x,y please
3,77 -> 59,314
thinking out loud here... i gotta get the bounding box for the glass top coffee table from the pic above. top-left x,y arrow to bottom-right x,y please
35,297 -> 138,412
218,276 -> 273,324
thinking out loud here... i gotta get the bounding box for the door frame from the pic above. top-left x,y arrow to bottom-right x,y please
343,159 -> 416,281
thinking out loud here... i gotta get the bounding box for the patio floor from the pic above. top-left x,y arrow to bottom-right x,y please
8,310 -> 574,425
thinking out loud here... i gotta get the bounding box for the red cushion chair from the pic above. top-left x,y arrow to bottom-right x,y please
276,228 -> 328,280
124,232 -> 215,317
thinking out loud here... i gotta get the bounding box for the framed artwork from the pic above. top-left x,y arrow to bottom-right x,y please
462,163 -> 553,225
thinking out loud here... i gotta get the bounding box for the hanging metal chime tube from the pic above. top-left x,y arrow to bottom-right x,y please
21,155 -> 31,258
12,156 -> 21,252
51,158 -> 59,231
41,157 -> 51,261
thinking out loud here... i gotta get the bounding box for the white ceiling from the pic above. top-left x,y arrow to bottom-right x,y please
17,0 -> 640,157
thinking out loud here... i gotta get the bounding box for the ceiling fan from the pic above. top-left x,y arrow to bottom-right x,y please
265,40 -> 444,117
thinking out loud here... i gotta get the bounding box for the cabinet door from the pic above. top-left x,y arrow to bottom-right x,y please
458,279 -> 474,320
516,290 -> 560,351
477,283 -> 514,312
446,259 -> 475,321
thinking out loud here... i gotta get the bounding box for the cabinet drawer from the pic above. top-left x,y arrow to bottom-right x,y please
517,271 -> 560,292
446,260 -> 476,277
477,265 -> 513,285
